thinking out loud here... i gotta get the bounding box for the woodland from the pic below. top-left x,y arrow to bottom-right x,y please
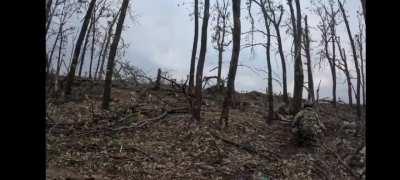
46,0 -> 366,179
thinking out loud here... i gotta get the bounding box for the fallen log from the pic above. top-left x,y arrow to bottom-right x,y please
210,131 -> 280,161
77,107 -> 189,136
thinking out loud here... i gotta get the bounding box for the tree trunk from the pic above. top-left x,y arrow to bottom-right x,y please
288,0 -> 304,114
46,0 -> 60,35
54,21 -> 64,95
217,45 -> 223,89
98,10 -> 120,80
188,0 -> 199,94
360,0 -> 366,24
192,0 -> 210,122
89,10 -> 96,80
330,10 -> 337,107
94,29 -> 108,80
102,0 -> 130,110
64,0 -> 97,97
274,23 -> 288,104
259,1 -> 273,123
304,15 -> 315,103
47,28 -> 61,74
154,68 -> 162,90
78,19 -> 93,78
338,0 -> 361,120
337,43 -> 353,106
357,35 -> 366,105
220,0 -> 241,127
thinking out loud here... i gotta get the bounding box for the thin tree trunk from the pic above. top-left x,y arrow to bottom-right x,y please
220,0 -> 240,127
98,10 -> 120,80
274,24 -> 288,104
192,0 -> 210,122
188,0 -> 199,94
95,31 -> 108,80
360,0 -> 366,24
64,0 -> 97,97
47,29 -> 61,74
54,25 -> 64,95
258,0 -> 273,123
304,15 -> 315,103
89,10 -> 96,80
288,0 -> 304,114
78,20 -> 93,78
102,0 -> 130,109
338,0 -> 361,120
336,42 -> 353,106
217,45 -> 223,89
357,35 -> 366,105
330,7 -> 337,107
46,0 -> 60,35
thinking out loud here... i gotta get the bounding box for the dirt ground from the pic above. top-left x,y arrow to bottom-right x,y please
46,83 -> 365,180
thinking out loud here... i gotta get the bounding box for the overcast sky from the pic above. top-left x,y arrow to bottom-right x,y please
120,0 -> 364,103
48,0 -> 365,103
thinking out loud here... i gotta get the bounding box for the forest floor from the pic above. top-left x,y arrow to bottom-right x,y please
46,80 -> 365,180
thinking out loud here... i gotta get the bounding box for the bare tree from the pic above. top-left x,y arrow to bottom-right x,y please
53,2 -> 68,95
288,0 -> 304,114
97,9 -> 121,80
338,0 -> 362,120
325,1 -> 340,107
303,15 -> 315,103
211,0 -> 231,90
64,0 -> 97,97
192,0 -> 210,122
336,38 -> 353,106
78,18 -> 94,78
266,0 -> 288,104
315,1 -> 340,107
102,0 -> 130,109
188,0 -> 199,94
250,0 -> 274,123
220,0 -> 241,128
356,13 -> 365,105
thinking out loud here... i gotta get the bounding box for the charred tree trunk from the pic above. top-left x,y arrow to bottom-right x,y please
360,0 -> 366,24
78,19 -> 93,78
64,0 -> 97,97
89,10 -> 96,80
220,0 -> 241,127
329,6 -> 337,107
154,68 -> 162,90
258,0 -> 274,123
288,0 -> 304,114
98,10 -> 120,80
192,0 -> 210,122
304,15 -> 315,103
217,44 -> 223,89
264,0 -> 288,104
46,0 -> 60,35
338,0 -> 361,120
356,35 -> 366,105
336,42 -> 353,106
274,23 -> 288,104
188,0 -> 199,94
47,27 -> 61,74
94,30 -> 108,80
54,22 -> 64,95
102,0 -> 130,110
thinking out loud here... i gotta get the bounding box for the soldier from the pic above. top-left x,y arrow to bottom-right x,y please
291,102 -> 326,146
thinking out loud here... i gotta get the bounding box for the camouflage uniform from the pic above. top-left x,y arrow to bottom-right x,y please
291,107 -> 326,146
